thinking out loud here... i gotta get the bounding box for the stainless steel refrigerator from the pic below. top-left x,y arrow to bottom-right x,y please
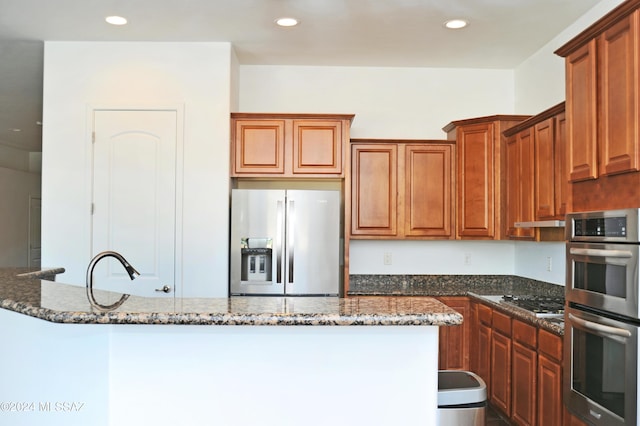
230,189 -> 341,296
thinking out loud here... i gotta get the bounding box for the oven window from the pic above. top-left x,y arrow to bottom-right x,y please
574,261 -> 626,298
572,327 -> 626,418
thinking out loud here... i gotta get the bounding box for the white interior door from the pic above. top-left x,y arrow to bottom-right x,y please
92,109 -> 177,297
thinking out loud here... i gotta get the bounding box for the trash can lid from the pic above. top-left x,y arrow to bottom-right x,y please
438,370 -> 487,406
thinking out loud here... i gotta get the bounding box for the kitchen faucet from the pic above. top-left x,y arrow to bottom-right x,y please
86,251 -> 140,312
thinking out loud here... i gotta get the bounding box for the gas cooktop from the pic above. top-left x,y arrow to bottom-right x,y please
500,295 -> 565,318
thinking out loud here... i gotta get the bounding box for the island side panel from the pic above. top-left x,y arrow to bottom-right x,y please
109,325 -> 439,426
0,308 -> 109,426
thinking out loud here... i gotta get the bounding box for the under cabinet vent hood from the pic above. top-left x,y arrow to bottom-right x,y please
514,220 -> 565,228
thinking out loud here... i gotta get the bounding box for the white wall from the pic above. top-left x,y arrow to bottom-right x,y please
0,167 -> 40,266
42,42 -> 232,297
239,66 -> 514,139
514,0 -> 627,114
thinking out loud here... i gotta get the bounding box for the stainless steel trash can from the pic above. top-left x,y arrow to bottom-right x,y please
437,370 -> 486,426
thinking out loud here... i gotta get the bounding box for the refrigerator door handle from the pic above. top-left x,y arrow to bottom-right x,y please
288,200 -> 295,284
276,200 -> 284,284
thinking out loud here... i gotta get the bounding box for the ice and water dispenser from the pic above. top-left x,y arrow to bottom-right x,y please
240,238 -> 272,283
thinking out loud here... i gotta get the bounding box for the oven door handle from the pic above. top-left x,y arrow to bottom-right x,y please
568,313 -> 632,338
569,248 -> 634,258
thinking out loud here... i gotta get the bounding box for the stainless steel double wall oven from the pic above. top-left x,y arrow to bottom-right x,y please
565,208 -> 640,426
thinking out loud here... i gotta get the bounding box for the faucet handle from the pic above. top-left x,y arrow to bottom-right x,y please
155,285 -> 172,293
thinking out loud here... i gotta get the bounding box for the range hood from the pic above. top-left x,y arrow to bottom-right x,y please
514,220 -> 565,228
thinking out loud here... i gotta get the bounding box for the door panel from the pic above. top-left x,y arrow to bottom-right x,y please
92,109 -> 177,297
285,190 -> 340,295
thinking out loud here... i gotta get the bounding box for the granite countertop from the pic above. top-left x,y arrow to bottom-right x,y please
349,274 -> 566,335
0,269 -> 462,326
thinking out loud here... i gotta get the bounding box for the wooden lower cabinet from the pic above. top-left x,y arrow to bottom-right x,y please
491,310 -> 512,416
538,329 -> 564,426
464,301 -> 567,426
512,320 -> 537,426
436,297 -> 471,370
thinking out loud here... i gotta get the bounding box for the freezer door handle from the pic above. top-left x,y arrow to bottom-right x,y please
288,200 -> 295,284
276,200 -> 284,284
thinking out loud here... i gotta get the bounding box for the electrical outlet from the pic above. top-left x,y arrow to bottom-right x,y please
464,253 -> 471,265
546,257 -> 552,272
383,252 -> 392,265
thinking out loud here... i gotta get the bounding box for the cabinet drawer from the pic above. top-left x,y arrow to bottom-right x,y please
492,310 -> 511,336
513,319 -> 537,349
478,303 -> 492,325
538,329 -> 562,362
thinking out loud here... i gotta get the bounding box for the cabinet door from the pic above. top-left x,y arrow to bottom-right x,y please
292,120 -> 343,175
232,119 -> 286,175
538,354 -> 563,426
491,331 -> 512,416
506,135 -> 519,237
535,118 -> 556,219
599,12 -> 640,176
351,144 -> 398,236
457,123 -> 495,238
566,40 -> 598,182
555,112 -> 568,217
478,323 -> 492,398
506,130 -> 535,239
437,297 -> 470,370
512,342 -> 537,426
404,144 -> 453,237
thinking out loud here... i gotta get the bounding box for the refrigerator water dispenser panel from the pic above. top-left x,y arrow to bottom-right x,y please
240,238 -> 273,283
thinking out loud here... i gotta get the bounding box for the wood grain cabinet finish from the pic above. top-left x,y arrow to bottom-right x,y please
476,303 -> 493,397
536,112 -> 568,219
350,140 -> 454,239
443,116 -> 529,240
505,129 -> 535,240
468,301 -> 567,426
556,2 -> 640,211
436,297 -> 470,370
231,113 -> 354,177
503,103 -> 567,240
538,329 -> 563,426
512,320 -> 537,426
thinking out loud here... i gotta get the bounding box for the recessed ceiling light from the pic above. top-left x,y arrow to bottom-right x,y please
106,15 -> 128,26
275,17 -> 299,27
444,19 -> 468,29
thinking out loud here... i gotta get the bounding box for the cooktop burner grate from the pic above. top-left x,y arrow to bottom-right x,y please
501,295 -> 565,316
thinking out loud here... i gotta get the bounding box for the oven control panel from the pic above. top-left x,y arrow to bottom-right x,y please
567,208 -> 640,242
574,216 -> 627,237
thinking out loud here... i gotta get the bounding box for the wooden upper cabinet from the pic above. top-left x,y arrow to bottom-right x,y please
351,143 -> 398,236
233,119 -> 286,174
565,40 -> 598,182
292,120 -> 343,174
557,5 -> 640,183
505,129 -> 535,240
599,12 -> 640,176
230,113 -> 354,178
403,144 -> 453,237
444,116 -> 529,240
350,140 -> 454,239
503,103 -> 567,239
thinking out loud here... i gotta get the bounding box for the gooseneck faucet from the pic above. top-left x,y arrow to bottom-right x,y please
86,251 -> 140,312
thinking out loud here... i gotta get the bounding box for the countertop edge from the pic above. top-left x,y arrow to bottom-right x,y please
466,292 -> 564,336
0,295 -> 463,326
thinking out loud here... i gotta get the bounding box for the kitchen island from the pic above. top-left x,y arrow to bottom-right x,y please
0,269 -> 461,426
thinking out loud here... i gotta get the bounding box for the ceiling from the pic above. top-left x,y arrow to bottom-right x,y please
0,0 -> 601,153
